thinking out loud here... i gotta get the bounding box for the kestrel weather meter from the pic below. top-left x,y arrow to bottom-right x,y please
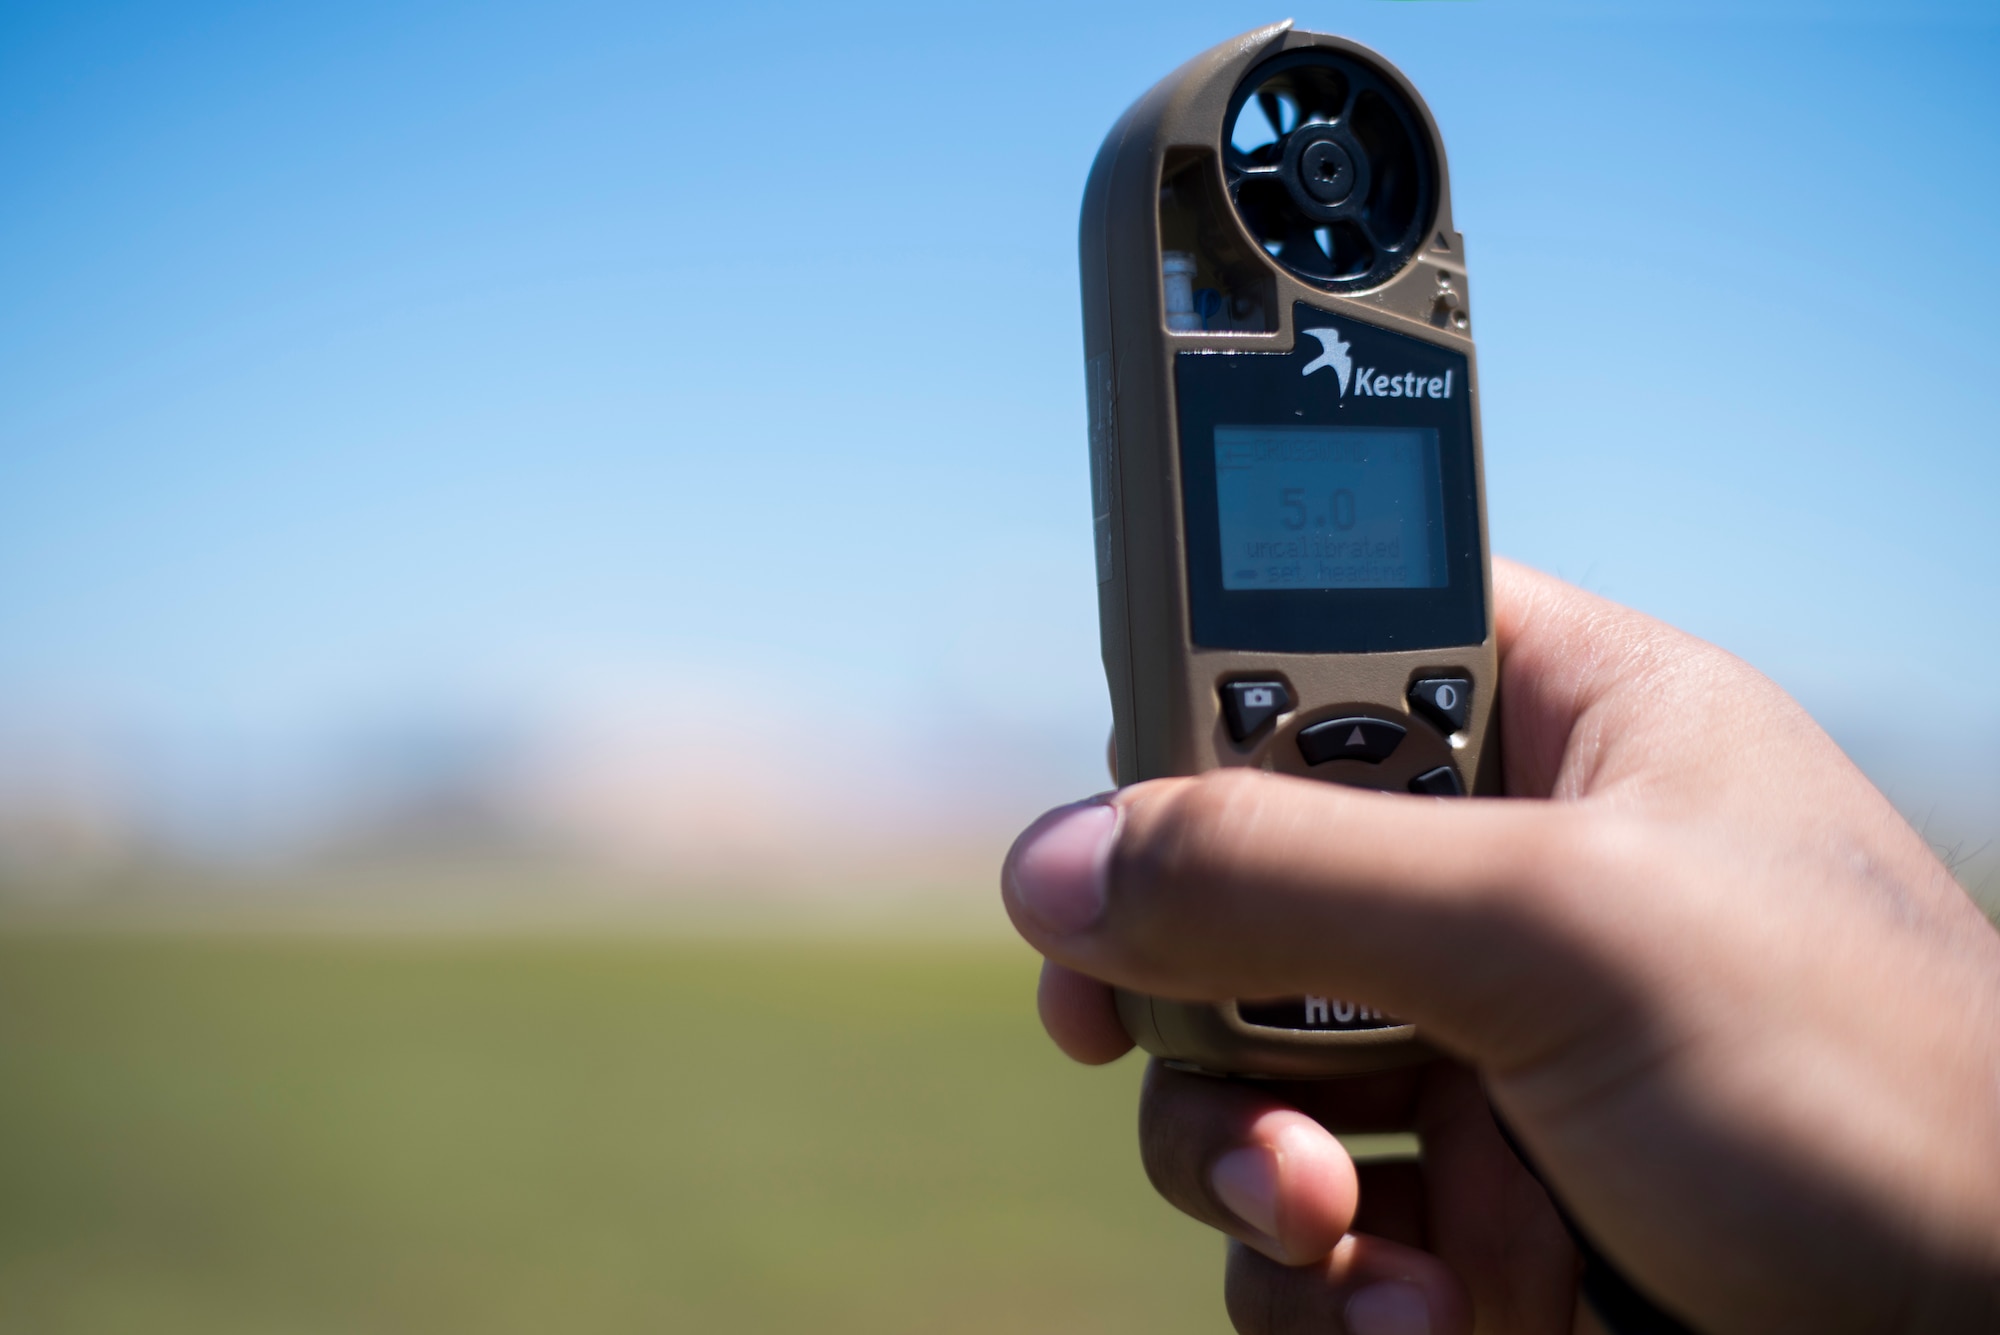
1082,22 -> 1499,1078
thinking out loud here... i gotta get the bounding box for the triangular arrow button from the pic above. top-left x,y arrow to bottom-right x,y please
1297,716 -> 1408,767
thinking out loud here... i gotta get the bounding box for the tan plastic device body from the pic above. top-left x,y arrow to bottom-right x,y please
1079,23 -> 1499,1078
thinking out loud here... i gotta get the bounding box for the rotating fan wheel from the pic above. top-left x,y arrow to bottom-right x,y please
1223,49 -> 1437,292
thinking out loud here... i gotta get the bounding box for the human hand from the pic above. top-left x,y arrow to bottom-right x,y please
1003,560 -> 2000,1333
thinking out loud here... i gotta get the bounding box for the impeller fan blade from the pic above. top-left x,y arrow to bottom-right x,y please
1225,49 -> 1435,291
1256,90 -> 1288,140
1276,223 -> 1333,280
1297,75 -> 1344,123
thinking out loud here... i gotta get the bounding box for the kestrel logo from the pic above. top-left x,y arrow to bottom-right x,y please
1301,324 -> 1454,401
1301,327 -> 1352,395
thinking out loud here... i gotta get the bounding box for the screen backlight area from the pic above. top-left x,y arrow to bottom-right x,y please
1213,425 -> 1445,591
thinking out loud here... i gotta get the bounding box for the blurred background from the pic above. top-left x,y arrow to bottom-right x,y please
1,0 -> 1996,1330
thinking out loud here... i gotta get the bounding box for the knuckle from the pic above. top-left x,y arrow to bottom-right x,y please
1104,771 -> 1349,986
1481,803 -> 1643,920
1135,1061 -> 1223,1218
1114,769 -> 1266,906
1109,773 -> 1269,971
1223,1242 -> 1315,1335
1532,807 -> 1659,909
1135,1063 -> 1190,1199
1223,1241 -> 1275,1334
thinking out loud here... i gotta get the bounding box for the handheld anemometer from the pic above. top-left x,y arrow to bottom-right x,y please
1076,30 -> 1697,1330
1081,23 -> 1497,1079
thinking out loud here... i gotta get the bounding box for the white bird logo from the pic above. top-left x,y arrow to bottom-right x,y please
1301,326 -> 1352,396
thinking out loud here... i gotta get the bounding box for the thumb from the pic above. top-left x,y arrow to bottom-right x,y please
1000,768 -> 1658,1074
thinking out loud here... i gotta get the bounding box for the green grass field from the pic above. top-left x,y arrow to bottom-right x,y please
0,933 -> 1227,1334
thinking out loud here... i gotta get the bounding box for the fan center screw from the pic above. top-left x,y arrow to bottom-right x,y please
1298,139 -> 1355,204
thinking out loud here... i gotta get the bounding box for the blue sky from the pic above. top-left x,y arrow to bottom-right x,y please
2,1 -> 1997,855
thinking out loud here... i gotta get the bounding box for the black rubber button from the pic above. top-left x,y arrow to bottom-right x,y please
1221,680 -> 1291,742
1408,677 -> 1472,733
1409,765 -> 1465,797
1297,716 -> 1406,765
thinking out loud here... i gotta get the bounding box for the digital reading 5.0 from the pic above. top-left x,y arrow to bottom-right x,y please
1213,425 -> 1446,591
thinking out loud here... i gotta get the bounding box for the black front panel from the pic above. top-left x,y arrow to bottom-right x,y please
1177,304 -> 1485,653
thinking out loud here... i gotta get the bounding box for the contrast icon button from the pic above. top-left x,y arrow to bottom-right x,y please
1298,716 -> 1406,766
1408,677 -> 1472,733
1221,679 -> 1292,742
1408,765 -> 1465,797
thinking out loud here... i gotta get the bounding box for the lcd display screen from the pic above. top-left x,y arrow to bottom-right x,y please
1213,425 -> 1446,590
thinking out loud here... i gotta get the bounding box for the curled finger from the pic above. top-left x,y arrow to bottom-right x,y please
1140,1061 -> 1360,1265
1225,1235 -> 1471,1335
1036,959 -> 1131,1065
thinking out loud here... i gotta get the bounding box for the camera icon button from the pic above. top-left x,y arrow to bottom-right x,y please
1221,679 -> 1292,742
